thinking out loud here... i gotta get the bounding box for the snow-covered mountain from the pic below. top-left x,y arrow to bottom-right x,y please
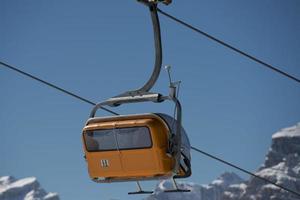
147,122 -> 300,200
0,176 -> 59,200
231,122 -> 300,200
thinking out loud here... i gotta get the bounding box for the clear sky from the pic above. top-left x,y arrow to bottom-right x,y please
1,1 -> 300,200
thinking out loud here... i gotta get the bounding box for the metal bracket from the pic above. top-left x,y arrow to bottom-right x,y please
128,181 -> 153,195
137,0 -> 172,6
106,92 -> 164,107
164,178 -> 191,193
165,65 -> 181,99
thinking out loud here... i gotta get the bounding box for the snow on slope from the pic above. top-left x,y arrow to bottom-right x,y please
272,122 -> 300,139
0,176 -> 59,200
236,122 -> 300,200
145,172 -> 244,200
146,122 -> 300,200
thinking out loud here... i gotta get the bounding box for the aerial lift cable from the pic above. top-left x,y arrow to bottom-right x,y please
191,146 -> 300,198
0,61 -> 118,115
157,8 -> 300,85
1,60 -> 299,198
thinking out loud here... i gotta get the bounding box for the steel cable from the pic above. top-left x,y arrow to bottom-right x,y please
157,8 -> 300,85
1,60 -> 300,198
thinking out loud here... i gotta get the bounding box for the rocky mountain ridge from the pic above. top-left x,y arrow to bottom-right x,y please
0,176 -> 59,200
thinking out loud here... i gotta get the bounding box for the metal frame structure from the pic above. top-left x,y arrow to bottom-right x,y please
87,0 -> 189,194
90,0 -> 182,176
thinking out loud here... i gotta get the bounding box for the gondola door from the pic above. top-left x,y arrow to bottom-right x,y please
84,128 -> 123,179
115,125 -> 157,177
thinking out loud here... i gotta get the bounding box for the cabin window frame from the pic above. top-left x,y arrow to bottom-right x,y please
83,126 -> 153,152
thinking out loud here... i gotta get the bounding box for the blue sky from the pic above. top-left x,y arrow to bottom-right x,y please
1,0 -> 300,200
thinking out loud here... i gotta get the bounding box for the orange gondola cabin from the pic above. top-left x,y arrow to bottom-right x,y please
82,113 -> 191,183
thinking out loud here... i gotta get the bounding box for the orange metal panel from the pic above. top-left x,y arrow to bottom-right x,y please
82,114 -> 176,182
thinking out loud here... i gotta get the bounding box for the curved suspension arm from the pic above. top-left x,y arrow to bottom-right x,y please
127,2 -> 162,95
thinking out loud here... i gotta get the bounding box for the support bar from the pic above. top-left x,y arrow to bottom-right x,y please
122,2 -> 162,96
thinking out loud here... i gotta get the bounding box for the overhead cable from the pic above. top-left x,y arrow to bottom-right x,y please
0,61 -> 118,115
157,8 -> 300,84
1,60 -> 299,198
191,146 -> 300,197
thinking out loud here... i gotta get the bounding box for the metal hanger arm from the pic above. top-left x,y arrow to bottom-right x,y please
124,2 -> 163,95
